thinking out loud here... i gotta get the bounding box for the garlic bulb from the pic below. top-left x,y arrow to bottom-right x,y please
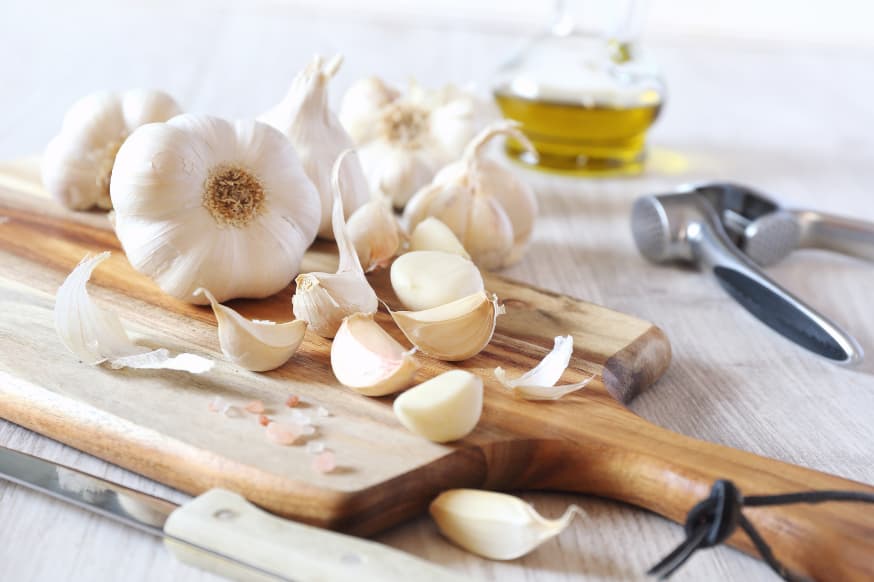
292,151 -> 378,338
55,252 -> 212,373
429,489 -> 585,560
409,217 -> 470,259
331,313 -> 419,396
495,335 -> 594,400
259,55 -> 368,239
341,79 -> 497,209
403,121 -> 539,270
346,194 -> 403,272
393,370 -> 482,443
110,114 -> 320,304
389,291 -> 504,361
195,288 -> 307,372
390,250 -> 483,311
43,89 -> 181,210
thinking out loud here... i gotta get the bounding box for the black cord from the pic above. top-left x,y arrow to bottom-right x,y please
647,479 -> 874,581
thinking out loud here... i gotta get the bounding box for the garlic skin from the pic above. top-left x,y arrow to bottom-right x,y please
110,114 -> 320,305
390,250 -> 483,311
408,217 -> 470,259
389,291 -> 504,361
195,288 -> 307,372
338,77 -> 400,145
430,489 -> 584,560
403,121 -> 539,270
495,335 -> 594,400
43,89 -> 181,210
331,313 -> 419,397
292,151 -> 378,338
393,370 -> 482,443
346,195 -> 403,272
259,55 -> 368,239
54,252 -> 212,373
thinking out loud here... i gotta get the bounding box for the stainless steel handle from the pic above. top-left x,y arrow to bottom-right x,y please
689,221 -> 864,365
795,210 -> 874,261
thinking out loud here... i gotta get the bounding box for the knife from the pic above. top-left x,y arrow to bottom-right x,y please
0,445 -> 465,582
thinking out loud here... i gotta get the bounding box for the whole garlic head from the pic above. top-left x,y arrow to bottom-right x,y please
338,77 -> 400,145
403,121 -> 539,270
43,89 -> 182,210
110,113 -> 321,304
259,55 -> 369,239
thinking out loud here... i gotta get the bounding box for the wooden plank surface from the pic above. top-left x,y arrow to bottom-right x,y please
1,1 -> 874,581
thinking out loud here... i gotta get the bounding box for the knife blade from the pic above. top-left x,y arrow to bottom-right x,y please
0,445 -> 465,582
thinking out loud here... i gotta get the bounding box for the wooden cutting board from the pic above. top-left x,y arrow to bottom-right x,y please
0,158 -> 872,581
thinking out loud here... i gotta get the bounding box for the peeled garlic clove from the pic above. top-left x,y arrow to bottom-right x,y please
292,151 -> 378,338
393,370 -> 482,443
408,217 -> 470,259
54,252 -> 212,373
389,291 -> 503,361
390,250 -> 483,311
494,335 -> 593,400
330,313 -> 419,396
429,489 -> 584,560
346,196 -> 403,272
194,288 -> 306,372
338,76 -> 401,145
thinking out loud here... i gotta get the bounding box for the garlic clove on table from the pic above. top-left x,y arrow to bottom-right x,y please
346,194 -> 404,272
330,313 -> 419,396
259,54 -> 369,239
43,89 -> 181,211
390,250 -> 483,311
194,288 -> 307,372
495,335 -> 594,400
110,113 -> 321,305
408,216 -> 470,259
393,370 -> 482,443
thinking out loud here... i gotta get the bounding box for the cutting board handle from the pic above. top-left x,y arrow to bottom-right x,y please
499,408 -> 874,581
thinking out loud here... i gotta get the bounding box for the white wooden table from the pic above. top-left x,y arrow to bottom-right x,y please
1,1 -> 873,580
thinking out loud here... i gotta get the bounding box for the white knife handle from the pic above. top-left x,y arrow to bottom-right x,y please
164,489 -> 465,582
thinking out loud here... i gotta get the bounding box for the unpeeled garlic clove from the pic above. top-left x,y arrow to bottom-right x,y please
390,250 -> 483,311
292,151 -> 378,338
495,335 -> 593,400
408,217 -> 470,259
346,195 -> 404,272
393,370 -> 482,443
429,489 -> 584,560
330,313 -> 419,396
194,288 -> 307,372
389,291 -> 504,361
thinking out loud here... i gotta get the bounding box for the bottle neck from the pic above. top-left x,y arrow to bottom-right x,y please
551,0 -> 646,41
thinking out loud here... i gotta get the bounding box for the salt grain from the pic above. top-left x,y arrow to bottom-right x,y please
222,404 -> 242,418
311,450 -> 336,474
285,395 -> 300,408
306,442 -> 325,455
266,422 -> 302,446
207,397 -> 224,413
291,410 -> 311,425
316,406 -> 331,418
300,425 -> 316,436
258,414 -> 270,427
244,400 -> 265,414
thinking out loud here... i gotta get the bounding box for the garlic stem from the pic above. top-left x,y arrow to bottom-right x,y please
462,120 -> 537,168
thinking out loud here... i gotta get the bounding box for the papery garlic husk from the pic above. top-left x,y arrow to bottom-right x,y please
430,489 -> 585,560
110,113 -> 321,304
389,291 -> 504,361
292,151 -> 378,338
403,121 -> 539,270
338,77 -> 401,145
194,288 -> 306,372
54,252 -> 212,373
390,250 -> 483,311
259,55 -> 368,239
393,370 -> 482,443
43,89 -> 182,210
346,194 -> 404,272
331,313 -> 419,396
408,216 -> 470,259
495,335 -> 593,400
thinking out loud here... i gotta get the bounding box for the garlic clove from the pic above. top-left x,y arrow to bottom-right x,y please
54,252 -> 212,373
194,288 -> 306,372
389,291 -> 504,361
357,139 -> 440,209
429,489 -> 585,560
393,370 -> 482,443
346,196 -> 403,272
330,313 -> 419,397
408,217 -> 470,259
494,335 -> 593,400
338,76 -> 401,145
291,151 -> 378,338
390,250 -> 483,311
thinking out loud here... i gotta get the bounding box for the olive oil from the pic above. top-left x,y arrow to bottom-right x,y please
494,91 -> 662,175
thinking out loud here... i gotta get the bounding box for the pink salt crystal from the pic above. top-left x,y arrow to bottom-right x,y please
244,400 -> 265,414
258,414 -> 270,427
266,422 -> 302,446
286,395 -> 300,408
207,397 -> 224,413
311,450 -> 336,474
